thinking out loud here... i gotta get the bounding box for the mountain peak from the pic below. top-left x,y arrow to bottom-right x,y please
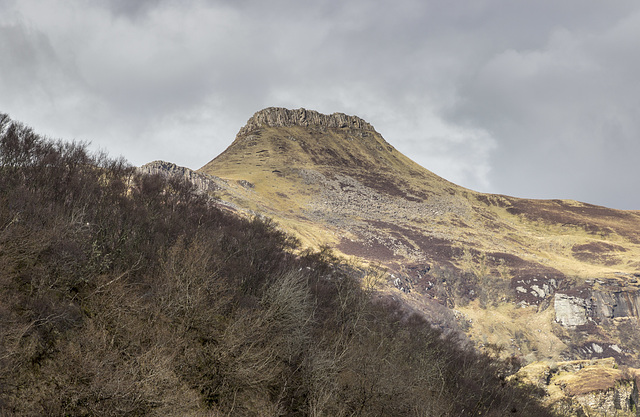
237,107 -> 376,137
200,106 -> 452,192
203,106 -> 419,177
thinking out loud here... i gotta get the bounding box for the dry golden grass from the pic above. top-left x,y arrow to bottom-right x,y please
512,356 -> 640,414
201,121 -> 640,280
200,111 -> 640,366
459,301 -> 568,362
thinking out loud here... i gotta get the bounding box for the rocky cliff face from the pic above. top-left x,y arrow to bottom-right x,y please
142,105 -> 640,414
236,107 -> 375,137
592,285 -> 640,320
139,160 -> 222,193
511,358 -> 640,417
549,276 -> 640,365
554,276 -> 640,325
138,161 -> 247,214
554,293 -> 589,327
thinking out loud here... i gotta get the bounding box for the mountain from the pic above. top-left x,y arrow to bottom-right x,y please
199,107 -> 640,282
0,112 -> 557,416
2,108 -> 636,415
144,107 -> 640,414
190,107 -> 640,359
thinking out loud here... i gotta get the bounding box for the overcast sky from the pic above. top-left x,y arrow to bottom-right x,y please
1,0 -> 639,210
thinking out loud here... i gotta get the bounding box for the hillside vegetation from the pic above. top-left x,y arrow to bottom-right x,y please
197,108 -> 640,370
200,108 -> 640,281
0,114 -> 560,415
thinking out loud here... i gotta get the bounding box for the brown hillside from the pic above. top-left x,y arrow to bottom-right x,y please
197,107 -> 640,367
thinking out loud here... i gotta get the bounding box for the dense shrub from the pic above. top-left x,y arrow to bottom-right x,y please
0,114 -> 557,416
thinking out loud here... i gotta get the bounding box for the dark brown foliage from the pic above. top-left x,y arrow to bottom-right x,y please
503,198 -> 640,243
0,114 -> 557,416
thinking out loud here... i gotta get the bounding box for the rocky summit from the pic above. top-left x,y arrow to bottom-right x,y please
236,107 -> 376,134
146,107 -> 640,415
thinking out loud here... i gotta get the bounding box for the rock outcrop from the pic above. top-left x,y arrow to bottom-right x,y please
159,107 -> 640,372
139,160 -> 222,193
554,293 -> 589,326
554,277 -> 640,327
511,358 -> 640,417
591,287 -> 640,319
236,107 -> 375,137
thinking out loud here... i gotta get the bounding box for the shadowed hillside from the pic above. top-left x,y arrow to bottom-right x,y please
190,107 -> 640,414
0,113 -> 557,416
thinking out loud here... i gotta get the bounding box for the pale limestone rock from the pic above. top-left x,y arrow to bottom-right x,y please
554,293 -> 587,326
139,160 -> 221,193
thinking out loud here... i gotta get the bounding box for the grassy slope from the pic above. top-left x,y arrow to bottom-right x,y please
200,122 -> 640,278
199,118 -> 640,364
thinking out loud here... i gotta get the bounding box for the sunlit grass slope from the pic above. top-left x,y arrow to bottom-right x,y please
200,108 -> 640,280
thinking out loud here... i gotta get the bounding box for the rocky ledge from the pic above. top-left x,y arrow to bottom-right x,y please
139,160 -> 222,194
511,358 -> 640,416
554,277 -> 640,327
236,107 -> 375,137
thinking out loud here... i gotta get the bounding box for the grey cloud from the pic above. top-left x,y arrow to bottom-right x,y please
100,0 -> 166,20
444,9 -> 640,209
1,0 -> 639,209
0,23 -> 58,95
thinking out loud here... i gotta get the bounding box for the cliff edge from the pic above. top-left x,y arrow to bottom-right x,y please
236,107 -> 376,137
